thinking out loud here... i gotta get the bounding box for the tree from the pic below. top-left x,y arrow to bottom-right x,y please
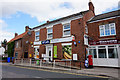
2,39 -> 7,49
7,41 -> 15,57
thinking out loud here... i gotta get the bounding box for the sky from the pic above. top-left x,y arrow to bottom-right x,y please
0,0 -> 119,43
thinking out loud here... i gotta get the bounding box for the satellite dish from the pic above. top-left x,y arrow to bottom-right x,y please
27,31 -> 31,36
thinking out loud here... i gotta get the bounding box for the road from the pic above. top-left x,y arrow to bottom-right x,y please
1,63 -> 109,80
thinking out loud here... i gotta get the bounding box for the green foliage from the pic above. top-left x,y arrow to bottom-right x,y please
2,57 -> 7,60
7,41 -> 15,57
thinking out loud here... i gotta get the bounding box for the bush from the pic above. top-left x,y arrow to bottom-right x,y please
2,57 -> 7,60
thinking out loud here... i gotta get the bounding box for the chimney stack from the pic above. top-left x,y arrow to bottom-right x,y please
88,0 -> 94,13
47,20 -> 49,23
25,26 -> 29,32
15,33 -> 18,37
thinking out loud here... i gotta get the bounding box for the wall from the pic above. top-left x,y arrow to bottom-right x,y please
88,17 -> 120,41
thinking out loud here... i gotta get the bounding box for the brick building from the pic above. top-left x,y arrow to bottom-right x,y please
26,1 -> 95,67
87,10 -> 120,67
8,1 -> 120,68
8,26 -> 31,59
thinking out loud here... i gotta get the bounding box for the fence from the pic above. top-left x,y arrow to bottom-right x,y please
14,59 -> 82,70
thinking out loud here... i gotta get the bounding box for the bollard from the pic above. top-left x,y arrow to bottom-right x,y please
15,59 -> 16,64
70,60 -> 71,71
30,59 -> 31,66
21,59 -> 23,64
40,59 -> 42,67
53,60 -> 55,69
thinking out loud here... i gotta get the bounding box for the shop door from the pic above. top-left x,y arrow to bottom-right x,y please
24,52 -> 28,58
46,45 -> 53,62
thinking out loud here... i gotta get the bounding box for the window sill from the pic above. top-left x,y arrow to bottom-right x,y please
100,34 -> 116,37
62,35 -> 71,38
35,40 -> 40,42
47,38 -> 53,40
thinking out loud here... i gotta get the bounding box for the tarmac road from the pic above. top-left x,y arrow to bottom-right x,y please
1,63 -> 109,80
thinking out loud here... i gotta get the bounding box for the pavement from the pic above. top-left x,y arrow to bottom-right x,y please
1,62 -> 120,80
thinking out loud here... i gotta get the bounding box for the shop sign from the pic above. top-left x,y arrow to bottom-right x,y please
73,54 -> 77,60
54,46 -> 57,58
34,41 -> 41,45
51,36 -> 72,43
89,39 -> 120,45
41,40 -> 50,44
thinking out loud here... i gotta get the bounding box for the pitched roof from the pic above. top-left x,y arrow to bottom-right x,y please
33,10 -> 89,29
88,9 -> 120,22
8,31 -> 28,43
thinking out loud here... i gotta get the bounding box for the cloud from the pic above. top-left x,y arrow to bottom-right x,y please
0,19 -> 14,42
0,0 -> 119,22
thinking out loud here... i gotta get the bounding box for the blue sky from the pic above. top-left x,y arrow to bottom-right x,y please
2,12 -> 40,33
0,0 -> 119,42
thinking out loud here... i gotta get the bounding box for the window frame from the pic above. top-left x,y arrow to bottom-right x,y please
16,41 -> 19,48
47,27 -> 53,39
88,45 -> 119,59
63,23 -> 71,37
99,23 -> 116,37
85,25 -> 88,34
35,31 -> 40,41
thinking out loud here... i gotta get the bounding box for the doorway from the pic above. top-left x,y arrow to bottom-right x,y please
46,45 -> 53,62
24,52 -> 28,58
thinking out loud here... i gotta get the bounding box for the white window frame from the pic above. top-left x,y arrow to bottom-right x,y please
35,31 -> 40,41
16,41 -> 18,48
99,23 -> 116,37
85,25 -> 88,34
63,23 -> 71,37
88,45 -> 119,59
47,27 -> 53,39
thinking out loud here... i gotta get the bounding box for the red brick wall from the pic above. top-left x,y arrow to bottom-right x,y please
28,31 -> 35,58
88,17 -> 120,41
53,24 -> 63,39
40,28 -> 47,41
14,39 -> 22,59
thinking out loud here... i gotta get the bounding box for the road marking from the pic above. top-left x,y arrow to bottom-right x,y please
34,76 -> 42,78
3,64 -> 109,79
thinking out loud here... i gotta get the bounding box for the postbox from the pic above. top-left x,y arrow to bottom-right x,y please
88,55 -> 93,68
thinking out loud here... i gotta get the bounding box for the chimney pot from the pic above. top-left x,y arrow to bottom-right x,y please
15,33 -> 18,37
47,20 -> 49,23
88,0 -> 94,14
25,26 -> 29,32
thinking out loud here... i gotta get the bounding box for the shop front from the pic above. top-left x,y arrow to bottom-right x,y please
40,36 -> 73,62
34,46 -> 39,59
88,39 -> 120,67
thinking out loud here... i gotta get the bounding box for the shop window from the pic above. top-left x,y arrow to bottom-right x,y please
35,31 -> 39,41
89,49 -> 97,58
98,49 -> 107,58
34,47 -> 39,59
99,23 -> 116,37
108,46 -> 118,58
47,28 -> 53,39
63,23 -> 71,37
62,43 -> 72,59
